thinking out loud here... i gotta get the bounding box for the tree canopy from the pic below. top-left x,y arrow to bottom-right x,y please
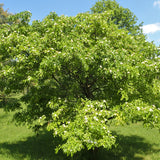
91,0 -> 142,35
0,0 -> 160,158
0,4 -> 11,24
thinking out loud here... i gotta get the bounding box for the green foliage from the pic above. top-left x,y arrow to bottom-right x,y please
47,99 -> 116,156
90,0 -> 142,35
0,3 -> 13,103
0,2 -> 160,157
8,11 -> 32,25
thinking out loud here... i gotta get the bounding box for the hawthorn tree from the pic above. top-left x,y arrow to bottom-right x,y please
0,4 -> 13,105
1,0 -> 160,158
0,11 -> 31,107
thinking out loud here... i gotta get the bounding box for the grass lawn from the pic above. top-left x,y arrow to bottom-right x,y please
0,108 -> 160,160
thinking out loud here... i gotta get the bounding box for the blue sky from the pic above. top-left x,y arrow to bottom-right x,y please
2,0 -> 160,46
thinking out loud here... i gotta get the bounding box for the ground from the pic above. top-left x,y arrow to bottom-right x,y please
0,108 -> 160,160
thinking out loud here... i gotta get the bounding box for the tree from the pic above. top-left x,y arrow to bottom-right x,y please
0,4 -> 13,105
0,3 -> 160,159
0,11 -> 31,109
0,4 -> 11,24
90,0 -> 142,35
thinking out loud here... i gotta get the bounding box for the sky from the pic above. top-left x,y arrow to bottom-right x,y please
1,0 -> 160,46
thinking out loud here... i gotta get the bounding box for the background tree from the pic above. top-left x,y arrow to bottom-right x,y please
90,0 -> 142,35
0,3 -> 11,24
0,1 -> 160,159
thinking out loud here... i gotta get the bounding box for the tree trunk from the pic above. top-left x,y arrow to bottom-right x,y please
89,148 -> 98,160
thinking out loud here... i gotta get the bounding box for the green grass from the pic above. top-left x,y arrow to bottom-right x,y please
104,124 -> 160,160
0,108 -> 160,160
0,108 -> 69,160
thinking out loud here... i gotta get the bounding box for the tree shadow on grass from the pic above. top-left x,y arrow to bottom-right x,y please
97,132 -> 160,160
0,131 -> 160,160
0,131 -> 70,160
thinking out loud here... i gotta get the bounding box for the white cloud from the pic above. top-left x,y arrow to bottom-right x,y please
142,23 -> 160,34
153,1 -> 160,8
